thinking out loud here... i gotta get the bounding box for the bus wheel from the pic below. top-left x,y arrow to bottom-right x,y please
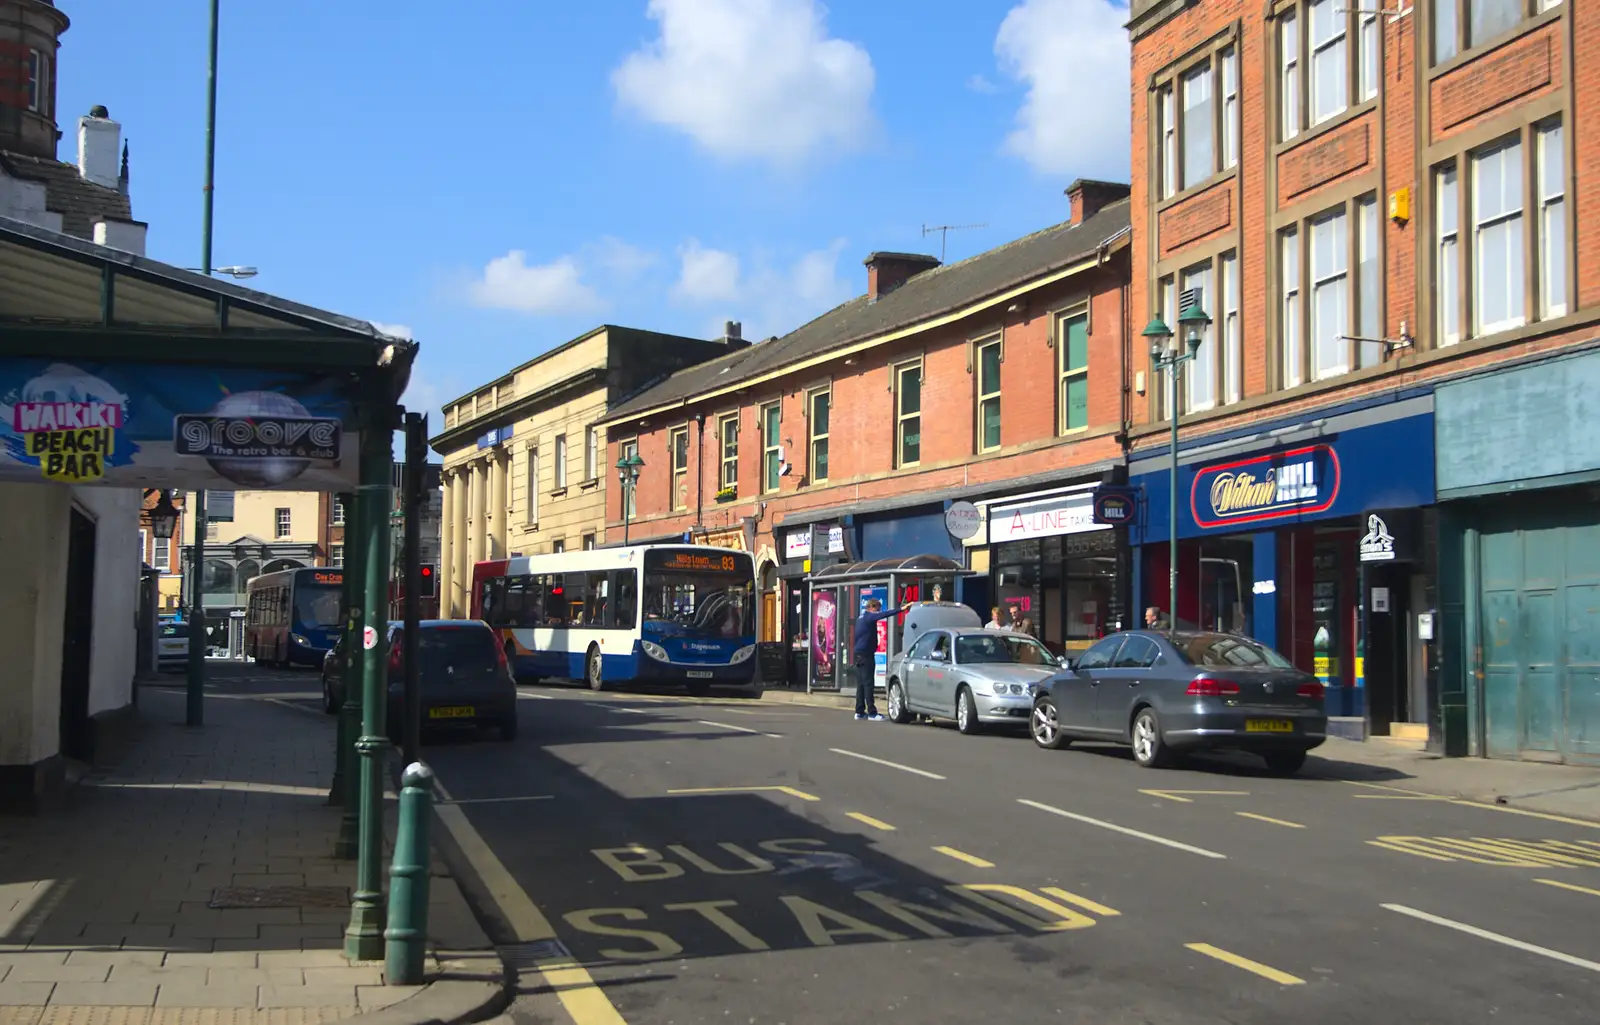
586,646 -> 605,691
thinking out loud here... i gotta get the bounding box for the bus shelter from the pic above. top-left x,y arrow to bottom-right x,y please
805,554 -> 973,693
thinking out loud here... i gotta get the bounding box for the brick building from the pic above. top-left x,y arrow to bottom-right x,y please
1124,0 -> 1596,760
598,182 -> 1134,690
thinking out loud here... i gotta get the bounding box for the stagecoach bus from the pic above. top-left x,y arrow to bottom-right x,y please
244,567 -> 344,668
471,544 -> 756,694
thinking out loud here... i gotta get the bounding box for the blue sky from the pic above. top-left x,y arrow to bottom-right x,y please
54,0 -> 1131,423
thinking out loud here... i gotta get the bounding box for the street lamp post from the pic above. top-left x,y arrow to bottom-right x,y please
615,453 -> 644,545
1144,301 -> 1211,639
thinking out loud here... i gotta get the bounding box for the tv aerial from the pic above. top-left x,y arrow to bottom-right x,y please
921,222 -> 987,263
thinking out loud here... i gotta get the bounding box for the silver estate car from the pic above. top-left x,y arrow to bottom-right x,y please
887,628 -> 1062,734
1030,630 -> 1327,774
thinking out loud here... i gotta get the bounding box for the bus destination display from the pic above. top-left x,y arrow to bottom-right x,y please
311,571 -> 343,586
656,551 -> 740,573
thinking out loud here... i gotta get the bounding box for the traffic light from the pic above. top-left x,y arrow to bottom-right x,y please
419,563 -> 436,597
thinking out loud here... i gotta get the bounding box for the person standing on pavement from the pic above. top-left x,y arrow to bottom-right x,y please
852,598 -> 902,720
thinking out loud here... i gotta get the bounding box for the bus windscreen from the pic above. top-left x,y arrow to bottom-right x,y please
294,585 -> 343,630
642,551 -> 754,640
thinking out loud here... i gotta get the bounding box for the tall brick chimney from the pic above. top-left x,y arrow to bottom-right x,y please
864,251 -> 940,302
1065,179 -> 1131,226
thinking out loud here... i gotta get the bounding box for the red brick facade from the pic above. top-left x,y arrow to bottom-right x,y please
1125,0 -> 1597,458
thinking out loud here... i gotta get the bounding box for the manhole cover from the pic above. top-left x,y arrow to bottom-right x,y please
499,940 -> 571,968
209,885 -> 350,909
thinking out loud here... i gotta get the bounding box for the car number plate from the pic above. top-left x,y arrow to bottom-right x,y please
428,706 -> 475,720
1245,719 -> 1294,733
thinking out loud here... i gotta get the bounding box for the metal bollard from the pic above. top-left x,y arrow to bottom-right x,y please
383,761 -> 433,985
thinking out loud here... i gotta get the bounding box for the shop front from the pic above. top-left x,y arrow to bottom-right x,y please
1129,397 -> 1436,735
1434,348 -> 1600,765
978,483 -> 1130,660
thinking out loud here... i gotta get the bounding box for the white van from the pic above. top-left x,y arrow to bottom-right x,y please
897,601 -> 983,658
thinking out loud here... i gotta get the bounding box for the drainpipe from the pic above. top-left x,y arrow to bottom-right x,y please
694,413 -> 706,532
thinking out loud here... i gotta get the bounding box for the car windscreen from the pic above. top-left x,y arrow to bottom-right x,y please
160,622 -> 188,639
293,585 -> 343,629
415,626 -> 501,674
955,634 -> 1057,666
1172,633 -> 1294,669
643,551 -> 754,640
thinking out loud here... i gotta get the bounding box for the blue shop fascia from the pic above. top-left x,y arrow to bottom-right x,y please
1127,391 -> 1437,743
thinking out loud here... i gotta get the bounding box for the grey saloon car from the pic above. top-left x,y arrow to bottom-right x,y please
1030,630 -> 1326,774
887,628 -> 1062,734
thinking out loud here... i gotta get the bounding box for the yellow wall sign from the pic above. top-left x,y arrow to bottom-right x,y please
25,425 -> 116,482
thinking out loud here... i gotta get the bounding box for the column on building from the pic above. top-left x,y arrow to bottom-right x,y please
440,468 -> 456,617
452,469 -> 470,618
470,457 -> 487,569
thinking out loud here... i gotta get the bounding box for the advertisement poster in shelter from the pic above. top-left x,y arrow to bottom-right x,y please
0,360 -> 358,490
811,590 -> 837,688
860,585 -> 889,686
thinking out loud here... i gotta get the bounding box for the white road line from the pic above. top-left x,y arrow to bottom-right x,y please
1381,903 -> 1600,973
1017,798 -> 1228,859
611,707 -> 651,714
516,692 -> 555,700
829,748 -> 947,780
697,719 -> 781,738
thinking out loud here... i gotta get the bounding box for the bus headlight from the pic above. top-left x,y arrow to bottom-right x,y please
291,634 -> 310,648
730,644 -> 755,664
642,641 -> 669,661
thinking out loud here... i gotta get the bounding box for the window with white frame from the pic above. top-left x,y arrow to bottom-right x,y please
1472,137 -> 1525,336
1221,251 -> 1242,404
1058,310 -> 1090,433
139,528 -> 148,567
894,361 -> 922,467
761,401 -> 782,493
1433,0 -> 1561,64
1158,278 -> 1177,419
807,388 -> 831,482
26,50 -> 40,113
331,545 -> 344,568
1179,261 -> 1217,412
1279,0 -> 1380,140
1436,165 -> 1461,346
275,507 -> 291,539
1280,226 -> 1304,386
669,427 -> 689,511
554,434 -> 568,489
154,535 -> 171,572
582,534 -> 596,551
719,413 -> 739,492
1310,207 -> 1351,380
552,538 -> 565,554
975,337 -> 1002,452
1156,251 -> 1241,415
1355,195 -> 1382,369
585,426 -> 599,481
526,448 -> 539,524
1537,119 -> 1566,319
332,496 -> 345,525
1155,44 -> 1238,199
620,440 -> 638,519
1280,192 -> 1383,387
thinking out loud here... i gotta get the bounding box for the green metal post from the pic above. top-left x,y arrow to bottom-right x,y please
1168,359 -> 1180,642
328,497 -> 357,808
334,491 -> 367,849
345,390 -> 394,962
383,761 -> 433,985
185,490 -> 207,726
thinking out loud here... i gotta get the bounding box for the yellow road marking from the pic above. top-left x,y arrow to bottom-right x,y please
1139,789 -> 1250,803
666,785 -> 821,801
1235,811 -> 1305,829
1185,942 -> 1305,985
933,846 -> 995,868
1534,878 -> 1600,898
432,778 -> 628,1025
1345,780 -> 1600,829
1366,839 -> 1456,861
846,812 -> 896,832
1039,886 -> 1121,917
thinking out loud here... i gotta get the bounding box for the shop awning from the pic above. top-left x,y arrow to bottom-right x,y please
808,554 -> 971,582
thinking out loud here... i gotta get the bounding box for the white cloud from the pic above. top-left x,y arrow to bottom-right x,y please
966,73 -> 1000,95
672,240 -> 742,304
370,321 -> 413,340
590,236 -> 658,281
466,251 -> 602,315
995,0 -> 1130,179
612,0 -> 876,164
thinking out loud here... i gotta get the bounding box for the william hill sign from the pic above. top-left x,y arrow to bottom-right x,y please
1191,444 -> 1341,528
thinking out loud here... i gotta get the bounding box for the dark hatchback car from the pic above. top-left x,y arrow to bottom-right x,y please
322,620 -> 518,741
1030,630 -> 1326,774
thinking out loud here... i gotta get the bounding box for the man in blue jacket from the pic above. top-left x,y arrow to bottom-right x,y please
852,598 -> 902,720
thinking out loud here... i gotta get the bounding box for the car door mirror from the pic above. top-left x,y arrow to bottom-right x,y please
929,650 -> 947,662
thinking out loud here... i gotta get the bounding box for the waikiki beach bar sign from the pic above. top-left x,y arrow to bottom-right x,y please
1191,444 -> 1341,529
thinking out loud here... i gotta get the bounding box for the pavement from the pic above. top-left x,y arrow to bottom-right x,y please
0,667 -> 506,1025
404,678 -> 1600,1025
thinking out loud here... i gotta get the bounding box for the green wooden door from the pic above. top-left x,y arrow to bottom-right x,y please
1478,508 -> 1600,765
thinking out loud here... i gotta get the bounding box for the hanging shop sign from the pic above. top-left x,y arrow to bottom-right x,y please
0,360 -> 356,490
1191,444 -> 1340,529
786,524 -> 846,560
1359,513 -> 1397,562
1092,485 -> 1138,526
988,490 -> 1107,544
943,500 -> 983,540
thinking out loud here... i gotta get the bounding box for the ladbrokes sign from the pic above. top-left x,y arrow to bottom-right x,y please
1191,444 -> 1340,528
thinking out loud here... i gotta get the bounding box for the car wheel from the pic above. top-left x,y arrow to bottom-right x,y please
586,646 -> 605,691
1130,707 -> 1173,768
499,714 -> 519,742
1263,749 -> 1307,775
1031,695 -> 1070,750
956,687 -> 979,736
886,681 -> 911,724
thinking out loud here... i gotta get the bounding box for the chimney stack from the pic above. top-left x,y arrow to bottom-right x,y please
1065,179 -> 1131,226
864,251 -> 940,302
93,218 -> 147,257
721,320 -> 749,349
77,106 -> 122,189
